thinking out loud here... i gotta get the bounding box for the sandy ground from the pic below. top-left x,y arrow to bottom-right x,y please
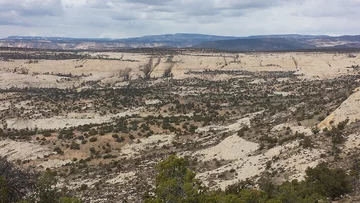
0,71 -> 78,89
196,111 -> 263,133
119,134 -> 175,158
192,109 -> 322,190
344,133 -> 360,150
195,137 -> 324,190
273,91 -> 295,97
0,139 -> 51,161
319,88 -> 360,129
37,159 -> 72,169
272,123 -> 313,136
194,134 -> 259,161
0,52 -> 359,89
6,108 -> 142,130
106,171 -> 136,185
145,99 -> 162,105
62,177 -> 101,190
0,51 -> 358,196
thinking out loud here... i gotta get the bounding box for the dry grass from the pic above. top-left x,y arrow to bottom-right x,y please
119,67 -> 132,81
141,56 -> 154,79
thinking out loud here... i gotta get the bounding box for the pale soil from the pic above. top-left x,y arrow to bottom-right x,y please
196,137 -> 324,190
0,101 -> 10,111
196,111 -> 263,133
344,133 -> 360,150
192,107 -> 322,189
319,88 -> 360,129
6,108 -> 142,130
61,177 -> 101,190
0,71 -> 77,89
0,52 -> 359,90
0,139 -> 51,161
144,99 -> 162,105
194,134 -> 259,161
273,91 -> 295,97
0,51 -> 359,200
119,134 -> 175,159
272,123 -> 313,136
106,171 -> 136,185
37,159 -> 72,169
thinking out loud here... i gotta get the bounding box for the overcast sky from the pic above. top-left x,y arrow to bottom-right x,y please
0,0 -> 359,38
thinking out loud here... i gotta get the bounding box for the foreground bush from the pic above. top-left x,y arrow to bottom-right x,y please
145,155 -> 354,203
0,157 -> 81,203
0,157 -> 36,203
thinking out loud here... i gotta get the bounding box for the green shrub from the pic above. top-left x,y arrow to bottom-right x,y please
305,162 -> 353,199
145,156 -> 352,203
53,147 -> 64,155
317,115 -> 325,122
59,197 -> 82,203
70,142 -> 80,150
89,137 -> 97,142
116,137 -> 125,142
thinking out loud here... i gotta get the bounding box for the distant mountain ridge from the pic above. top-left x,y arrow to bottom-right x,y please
2,33 -> 239,49
193,38 -> 316,52
1,33 -> 360,51
195,35 -> 360,51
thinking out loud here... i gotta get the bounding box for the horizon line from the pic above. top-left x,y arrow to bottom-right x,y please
2,33 -> 358,40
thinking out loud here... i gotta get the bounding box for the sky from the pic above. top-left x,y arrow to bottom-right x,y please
0,0 -> 359,38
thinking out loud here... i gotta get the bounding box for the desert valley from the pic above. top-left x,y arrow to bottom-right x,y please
0,46 -> 360,202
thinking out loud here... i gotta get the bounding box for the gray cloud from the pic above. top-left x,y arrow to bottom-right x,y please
85,0 -> 112,8
297,0 -> 360,18
0,0 -> 63,17
0,0 -> 359,38
122,0 -> 175,6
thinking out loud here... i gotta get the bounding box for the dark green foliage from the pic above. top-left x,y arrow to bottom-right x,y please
103,154 -> 117,159
70,142 -> 80,150
59,197 -> 82,203
267,180 -> 326,203
145,156 -> 353,203
337,119 -> 349,130
79,184 -> 88,191
34,171 -> 60,203
26,171 -> 82,203
88,129 -> 97,136
116,137 -> 125,142
325,128 -> 345,145
0,176 -> 8,203
311,127 -> 320,135
260,135 -> 278,147
224,179 -> 255,195
89,147 -> 96,154
54,147 -> 64,155
58,129 -> 74,140
305,162 -> 353,199
0,157 -> 80,203
145,155 -> 202,203
42,131 -> 52,137
89,137 -> 97,142
317,115 -> 325,122
299,136 -> 313,149
237,130 -> 245,137
189,125 -> 198,133
261,162 -> 353,202
265,161 -> 272,170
